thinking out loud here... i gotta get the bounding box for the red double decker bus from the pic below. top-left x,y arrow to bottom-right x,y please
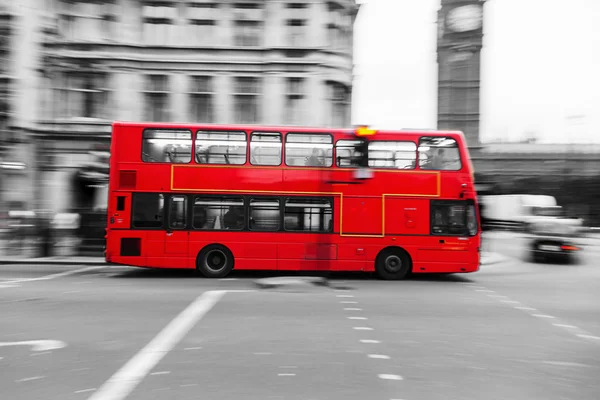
105,122 -> 480,280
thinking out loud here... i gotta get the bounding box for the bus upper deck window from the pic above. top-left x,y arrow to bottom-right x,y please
418,137 -> 462,171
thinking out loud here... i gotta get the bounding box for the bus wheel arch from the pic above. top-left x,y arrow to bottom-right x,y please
196,244 -> 234,278
374,246 -> 412,280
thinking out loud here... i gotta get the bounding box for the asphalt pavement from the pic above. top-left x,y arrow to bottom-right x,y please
1,234 -> 599,400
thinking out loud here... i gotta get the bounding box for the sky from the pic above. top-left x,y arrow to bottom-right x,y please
351,0 -> 600,144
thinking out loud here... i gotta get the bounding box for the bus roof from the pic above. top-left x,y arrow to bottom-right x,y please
112,121 -> 465,138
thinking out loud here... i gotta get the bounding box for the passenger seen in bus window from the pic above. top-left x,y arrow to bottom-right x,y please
224,206 -> 244,229
307,148 -> 325,166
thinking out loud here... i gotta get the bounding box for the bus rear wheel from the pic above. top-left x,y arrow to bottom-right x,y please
197,244 -> 234,278
375,247 -> 412,280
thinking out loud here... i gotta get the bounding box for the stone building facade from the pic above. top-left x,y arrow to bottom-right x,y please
2,0 -> 359,214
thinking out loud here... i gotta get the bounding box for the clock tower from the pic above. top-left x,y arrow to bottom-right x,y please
437,0 -> 486,150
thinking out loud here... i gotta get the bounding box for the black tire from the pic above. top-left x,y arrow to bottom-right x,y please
196,244 -> 234,278
375,247 -> 412,280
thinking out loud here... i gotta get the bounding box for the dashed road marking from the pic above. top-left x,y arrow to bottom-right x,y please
180,384 -> 198,388
348,316 -> 367,320
553,324 -> 578,329
184,347 -> 203,351
353,327 -> 373,331
341,301 -> 358,304
360,339 -> 381,344
75,389 -> 97,394
469,285 -> 599,344
16,376 -> 45,383
336,294 -> 354,298
368,354 -> 390,359
344,308 -> 362,311
150,371 -> 171,376
278,373 -> 296,377
378,374 -> 403,380
515,306 -> 537,311
577,334 -> 600,341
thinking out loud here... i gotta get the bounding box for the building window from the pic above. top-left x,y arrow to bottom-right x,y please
234,20 -> 263,46
189,76 -> 214,123
286,19 -> 306,46
284,197 -> 333,233
368,141 -> 417,169
328,82 -> 350,128
186,2 -> 217,46
284,78 -> 305,126
285,133 -> 333,167
142,2 -> 177,45
250,132 -> 281,166
233,77 -> 261,124
142,129 -> 192,163
195,130 -> 247,165
286,3 -> 309,9
144,75 -> 170,122
57,0 -> 116,41
168,195 -> 188,229
132,193 -> 164,229
55,73 -> 110,119
193,196 -> 244,230
249,198 -> 280,231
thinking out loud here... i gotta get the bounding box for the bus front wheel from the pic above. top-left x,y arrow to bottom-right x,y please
375,247 -> 412,280
197,244 -> 234,278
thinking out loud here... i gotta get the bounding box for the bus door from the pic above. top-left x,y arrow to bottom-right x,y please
164,195 -> 189,259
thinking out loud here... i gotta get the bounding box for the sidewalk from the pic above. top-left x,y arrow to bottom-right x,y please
0,256 -> 107,265
1,253 -> 509,266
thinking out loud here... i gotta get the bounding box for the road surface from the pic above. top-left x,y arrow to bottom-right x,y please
1,234 -> 599,400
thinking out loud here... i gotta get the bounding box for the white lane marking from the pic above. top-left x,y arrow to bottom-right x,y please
30,351 -> 51,356
336,295 -> 354,298
150,371 -> 171,376
353,327 -> 373,331
16,376 -> 45,382
532,314 -> 555,319
341,301 -> 358,304
515,306 -> 537,311
3,266 -> 103,285
88,290 -> 227,400
475,289 -> 494,293
474,287 -> 600,344
348,317 -> 367,320
75,389 -> 97,394
576,334 -> 600,340
360,339 -> 381,344
0,283 -> 20,288
278,373 -> 296,376
219,278 -> 238,281
344,308 -> 362,311
378,374 -> 403,380
0,340 -> 66,352
184,347 -> 203,351
368,354 -> 390,359
180,384 -> 199,387
553,324 -> 578,329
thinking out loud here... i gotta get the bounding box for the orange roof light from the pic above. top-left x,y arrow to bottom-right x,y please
355,126 -> 377,137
